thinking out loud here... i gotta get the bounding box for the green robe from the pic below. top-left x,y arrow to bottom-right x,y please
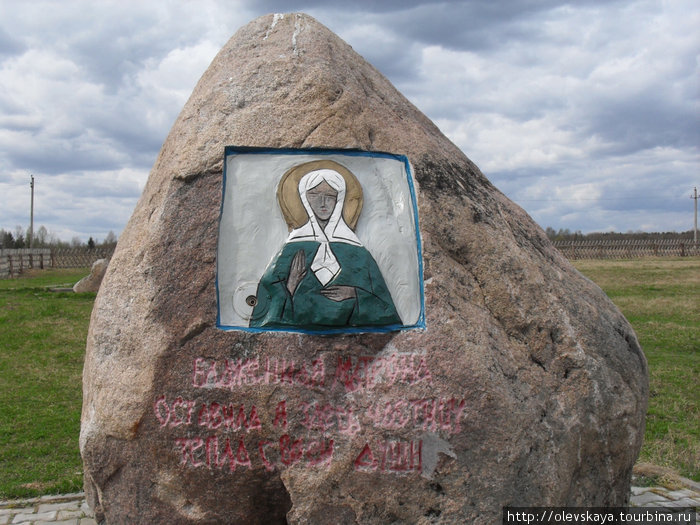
250,241 -> 401,330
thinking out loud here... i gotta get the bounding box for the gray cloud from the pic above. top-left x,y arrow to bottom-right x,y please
0,0 -> 698,240
0,26 -> 24,57
584,91 -> 700,155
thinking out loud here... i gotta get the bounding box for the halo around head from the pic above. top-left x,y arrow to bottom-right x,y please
277,160 -> 363,230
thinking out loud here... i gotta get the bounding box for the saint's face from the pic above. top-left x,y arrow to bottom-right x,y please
306,180 -> 338,222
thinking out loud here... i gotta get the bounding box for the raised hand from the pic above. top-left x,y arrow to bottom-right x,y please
286,249 -> 307,296
320,285 -> 357,302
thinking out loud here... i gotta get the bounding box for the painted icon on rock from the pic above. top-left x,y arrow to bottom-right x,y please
217,147 -> 424,334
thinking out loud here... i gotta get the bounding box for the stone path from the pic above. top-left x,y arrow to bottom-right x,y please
0,494 -> 94,525
630,484 -> 700,509
1,486 -> 697,523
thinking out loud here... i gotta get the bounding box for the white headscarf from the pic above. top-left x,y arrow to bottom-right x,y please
287,169 -> 362,285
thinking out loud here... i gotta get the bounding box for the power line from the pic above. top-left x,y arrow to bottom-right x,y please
511,196 -> 686,202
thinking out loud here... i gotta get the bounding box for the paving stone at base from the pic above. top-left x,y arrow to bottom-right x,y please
38,502 -> 81,514
57,510 -> 83,520
666,489 -> 698,500
1,494 -> 85,508
663,498 -> 700,508
0,508 -> 33,516
38,495 -> 83,504
630,490 -> 670,506
5,488 -> 699,523
631,486 -> 651,496
12,510 -> 58,523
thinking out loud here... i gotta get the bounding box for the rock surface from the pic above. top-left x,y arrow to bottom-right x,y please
80,13 -> 648,524
73,258 -> 109,293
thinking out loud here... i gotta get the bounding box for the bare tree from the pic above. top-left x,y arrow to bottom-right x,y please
103,230 -> 118,247
35,225 -> 48,247
13,225 -> 25,248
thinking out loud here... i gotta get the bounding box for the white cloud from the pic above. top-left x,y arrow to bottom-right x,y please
0,1 -> 247,240
129,41 -> 222,132
0,0 -> 698,240
390,1 -> 699,234
26,168 -> 147,242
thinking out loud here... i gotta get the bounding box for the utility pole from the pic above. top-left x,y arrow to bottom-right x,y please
692,186 -> 698,246
29,175 -> 35,249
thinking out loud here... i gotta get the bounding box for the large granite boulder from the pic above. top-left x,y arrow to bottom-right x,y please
80,13 -> 648,524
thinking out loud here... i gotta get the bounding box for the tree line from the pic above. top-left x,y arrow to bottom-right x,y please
0,225 -> 117,250
545,227 -> 696,242
3,223 -> 693,248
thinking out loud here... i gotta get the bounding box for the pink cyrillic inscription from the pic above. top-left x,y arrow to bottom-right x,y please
332,354 -> 432,392
303,438 -> 335,467
271,435 -> 335,468
366,398 -> 466,434
155,395 -> 196,427
175,435 -> 334,472
175,436 -> 252,471
192,353 -> 431,393
354,440 -> 422,473
300,401 -> 361,436
159,352 -> 455,476
154,396 -> 261,432
197,402 -> 262,431
273,400 -> 287,429
192,357 -> 325,389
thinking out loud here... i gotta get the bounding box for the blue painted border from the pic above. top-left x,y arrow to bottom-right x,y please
216,146 -> 426,335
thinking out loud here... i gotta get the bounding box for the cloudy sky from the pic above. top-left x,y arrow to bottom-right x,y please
1,0 -> 698,243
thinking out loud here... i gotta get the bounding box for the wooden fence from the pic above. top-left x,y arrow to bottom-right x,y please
553,239 -> 700,259
2,240 -> 697,278
0,249 -> 52,278
0,247 -> 115,278
50,247 -> 115,269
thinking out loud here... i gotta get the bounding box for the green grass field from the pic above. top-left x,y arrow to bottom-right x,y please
0,268 -> 92,499
573,257 -> 699,483
0,259 -> 697,499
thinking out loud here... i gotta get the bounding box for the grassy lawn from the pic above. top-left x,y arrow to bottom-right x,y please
0,268 -> 92,499
573,257 -> 699,482
0,259 -> 697,499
